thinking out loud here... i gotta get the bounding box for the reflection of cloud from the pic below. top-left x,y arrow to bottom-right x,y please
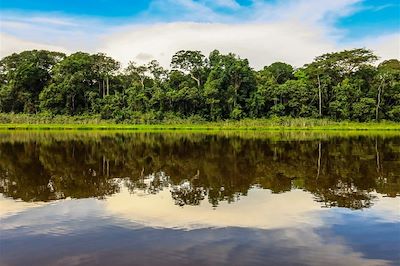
0,198 -> 109,234
105,187 -> 325,230
231,228 -> 390,266
322,193 -> 400,224
198,228 -> 391,266
1,204 -> 392,266
0,194 -> 46,218
1,187 -> 397,265
361,194 -> 400,223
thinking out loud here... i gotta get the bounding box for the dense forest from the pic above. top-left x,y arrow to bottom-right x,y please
0,48 -> 399,122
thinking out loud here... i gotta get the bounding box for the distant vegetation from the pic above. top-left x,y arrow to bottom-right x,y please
0,48 -> 399,123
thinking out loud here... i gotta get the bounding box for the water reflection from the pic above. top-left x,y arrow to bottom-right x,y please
1,186 -> 399,265
0,132 -> 399,266
0,132 -> 399,208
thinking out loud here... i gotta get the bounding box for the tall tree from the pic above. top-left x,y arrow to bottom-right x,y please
171,50 -> 207,88
125,62 -> 149,89
0,50 -> 65,113
204,51 -> 256,119
267,62 -> 294,84
40,52 -> 100,114
92,53 -> 120,97
375,59 -> 400,121
305,48 -> 378,118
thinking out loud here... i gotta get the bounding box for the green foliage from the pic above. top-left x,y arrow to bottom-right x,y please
1,48 -> 399,123
0,50 -> 65,113
266,62 -> 294,84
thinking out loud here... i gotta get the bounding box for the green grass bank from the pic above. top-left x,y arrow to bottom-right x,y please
0,113 -> 399,131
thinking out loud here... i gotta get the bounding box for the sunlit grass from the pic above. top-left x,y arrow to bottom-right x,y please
0,113 -> 399,131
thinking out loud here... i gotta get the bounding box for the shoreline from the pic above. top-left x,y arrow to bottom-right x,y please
1,123 -> 399,131
1,114 -> 399,131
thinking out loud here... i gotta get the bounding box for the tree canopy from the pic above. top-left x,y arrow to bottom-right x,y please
1,48 -> 399,122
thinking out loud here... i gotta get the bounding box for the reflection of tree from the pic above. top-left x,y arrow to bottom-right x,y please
124,171 -> 170,195
0,133 -> 399,209
171,181 -> 206,206
257,173 -> 294,194
313,180 -> 375,209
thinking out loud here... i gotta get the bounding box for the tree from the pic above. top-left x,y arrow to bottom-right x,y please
92,53 -> 120,97
204,51 -> 256,119
40,52 -> 102,114
278,79 -> 317,117
147,60 -> 168,84
0,50 -> 65,113
1,47 -> 399,123
171,50 -> 207,88
125,61 -> 150,90
375,59 -> 400,121
267,62 -> 294,84
305,48 -> 378,118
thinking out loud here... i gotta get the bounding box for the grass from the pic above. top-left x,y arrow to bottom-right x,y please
2,130 -> 399,146
0,113 -> 399,131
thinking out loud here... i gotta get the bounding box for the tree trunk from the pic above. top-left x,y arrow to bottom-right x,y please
140,77 -> 145,89
376,78 -> 384,121
71,94 -> 75,114
375,138 -> 380,174
107,159 -> 110,177
317,141 -> 322,179
190,73 -> 201,88
234,87 -> 238,109
102,156 -> 105,176
233,79 -> 241,110
106,76 -> 110,96
102,80 -> 105,98
317,74 -> 322,117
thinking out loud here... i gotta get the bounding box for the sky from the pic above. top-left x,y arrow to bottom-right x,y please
0,0 -> 399,69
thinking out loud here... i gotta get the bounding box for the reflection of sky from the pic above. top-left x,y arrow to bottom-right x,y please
1,187 -> 399,266
105,187 -> 326,230
0,194 -> 46,218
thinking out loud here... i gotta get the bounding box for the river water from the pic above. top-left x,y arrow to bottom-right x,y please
0,131 -> 399,266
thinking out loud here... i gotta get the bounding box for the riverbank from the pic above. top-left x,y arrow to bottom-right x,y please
0,114 -> 399,131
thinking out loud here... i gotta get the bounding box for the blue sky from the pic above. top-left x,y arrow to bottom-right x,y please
335,0 -> 400,40
0,0 -> 399,68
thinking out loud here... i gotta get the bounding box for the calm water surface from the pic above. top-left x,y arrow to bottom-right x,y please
0,131 -> 399,266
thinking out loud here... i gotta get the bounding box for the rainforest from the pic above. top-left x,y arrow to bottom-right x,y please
1,48 -> 399,124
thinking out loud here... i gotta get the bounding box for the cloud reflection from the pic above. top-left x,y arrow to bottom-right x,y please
105,186 -> 325,230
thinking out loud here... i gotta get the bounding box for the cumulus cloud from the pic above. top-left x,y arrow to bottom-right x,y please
0,12 -> 107,54
356,33 -> 400,62
251,0 -> 361,23
0,33 -> 69,56
207,0 -> 240,9
0,0 -> 398,68
98,21 -> 336,68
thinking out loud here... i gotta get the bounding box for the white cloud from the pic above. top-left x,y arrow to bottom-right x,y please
98,21 -> 336,68
357,33 -> 400,62
202,0 -> 240,9
0,0 -> 398,69
251,0 -> 361,22
144,0 -> 227,22
0,33 -> 69,56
